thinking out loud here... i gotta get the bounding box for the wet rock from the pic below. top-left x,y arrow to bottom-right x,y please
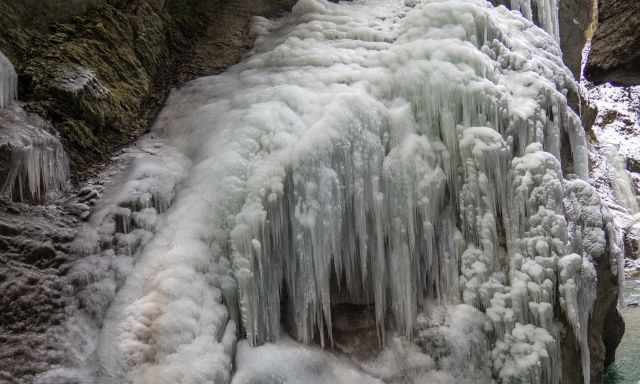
626,157 -> 640,174
586,0 -> 640,85
589,244 -> 623,383
559,0 -> 596,79
624,223 -> 640,260
603,307 -> 625,367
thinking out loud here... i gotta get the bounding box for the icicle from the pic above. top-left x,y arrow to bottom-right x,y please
0,50 -> 17,109
0,107 -> 70,202
559,254 -> 596,384
509,0 -> 560,41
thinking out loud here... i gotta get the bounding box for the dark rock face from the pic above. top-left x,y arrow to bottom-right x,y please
559,0 -> 596,79
0,0 -> 295,180
586,0 -> 640,85
589,242 -> 624,384
603,307 -> 625,367
561,320 -> 583,384
624,223 -> 640,260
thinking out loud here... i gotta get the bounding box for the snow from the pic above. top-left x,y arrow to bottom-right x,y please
0,50 -> 17,109
45,0 -> 613,383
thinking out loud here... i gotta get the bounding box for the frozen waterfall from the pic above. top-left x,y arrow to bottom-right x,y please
44,1 -> 621,384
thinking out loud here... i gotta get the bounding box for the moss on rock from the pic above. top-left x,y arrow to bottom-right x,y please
0,0 -> 215,179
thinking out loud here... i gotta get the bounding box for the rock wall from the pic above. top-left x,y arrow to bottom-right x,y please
0,0 -> 295,180
559,0 -> 596,80
586,0 -> 640,85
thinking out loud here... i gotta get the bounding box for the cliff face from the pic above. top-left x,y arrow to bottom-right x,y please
559,0 -> 596,79
1,0 -> 204,178
0,0 -> 295,179
586,0 -> 640,85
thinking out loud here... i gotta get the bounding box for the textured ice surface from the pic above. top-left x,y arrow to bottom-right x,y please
233,305 -> 491,384
60,1 -> 618,383
0,50 -> 17,109
0,104 -> 69,202
0,51 -> 68,202
507,0 -> 560,41
227,0 -> 588,350
233,338 -> 383,384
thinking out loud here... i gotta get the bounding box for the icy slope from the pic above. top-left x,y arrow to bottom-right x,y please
47,0 -> 620,383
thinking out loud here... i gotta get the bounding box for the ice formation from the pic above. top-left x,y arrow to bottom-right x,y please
0,50 -> 17,109
0,104 -> 69,202
51,0 -> 621,383
0,50 -> 69,202
506,0 -> 560,41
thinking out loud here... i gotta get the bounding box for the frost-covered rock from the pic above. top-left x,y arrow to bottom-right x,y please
585,0 -> 640,86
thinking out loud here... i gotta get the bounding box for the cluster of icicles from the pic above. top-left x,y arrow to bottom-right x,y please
0,50 -> 69,202
43,1 -> 622,384
500,0 -> 560,41
227,1 -> 611,384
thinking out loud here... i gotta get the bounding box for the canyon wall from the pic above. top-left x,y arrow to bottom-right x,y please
586,0 -> 640,86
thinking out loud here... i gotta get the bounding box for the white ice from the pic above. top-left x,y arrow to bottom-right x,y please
51,1 -> 618,384
508,0 -> 560,41
0,104 -> 69,202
